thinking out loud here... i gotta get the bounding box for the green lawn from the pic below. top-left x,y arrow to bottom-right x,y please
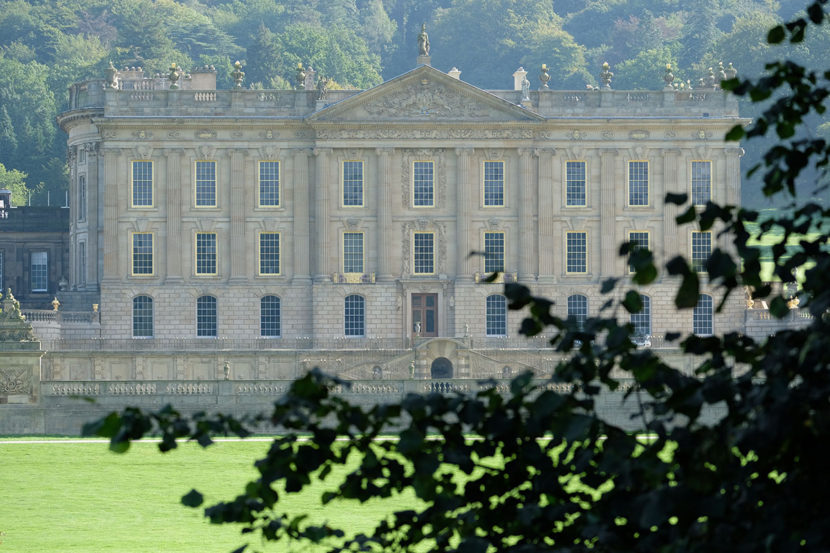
0,438 -> 415,553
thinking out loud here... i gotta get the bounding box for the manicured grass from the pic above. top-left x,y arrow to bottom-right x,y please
0,439 -> 415,553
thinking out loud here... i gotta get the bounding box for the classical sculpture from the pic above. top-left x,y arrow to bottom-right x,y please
539,64 -> 550,89
231,61 -> 245,88
725,62 -> 738,80
296,63 -> 306,90
418,23 -> 430,56
317,75 -> 330,101
105,61 -> 119,89
168,63 -> 180,89
663,63 -> 674,89
521,76 -> 530,101
600,62 -> 613,89
0,290 -> 36,342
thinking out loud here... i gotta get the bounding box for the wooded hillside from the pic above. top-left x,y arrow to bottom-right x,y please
0,0 -> 826,206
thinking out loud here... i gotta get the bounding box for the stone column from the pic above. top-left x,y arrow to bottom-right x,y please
292,149 -> 311,282
101,147 -> 119,283
517,148 -> 536,281
537,149 -> 555,282
375,148 -> 394,281
86,143 -> 101,289
165,149 -> 183,282
662,149 -> 681,266
599,149 -> 618,277
313,148 -> 332,281
228,149 -> 246,282
455,147 -> 474,279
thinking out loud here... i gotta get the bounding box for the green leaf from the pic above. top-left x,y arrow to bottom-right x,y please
623,291 -> 643,314
675,272 -> 700,309
675,206 -> 696,225
725,125 -> 745,141
807,3 -> 824,23
665,192 -> 688,205
181,489 -> 204,507
769,296 -> 790,318
600,277 -> 620,294
768,25 -> 785,43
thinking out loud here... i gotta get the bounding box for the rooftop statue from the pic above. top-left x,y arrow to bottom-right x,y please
418,23 -> 430,56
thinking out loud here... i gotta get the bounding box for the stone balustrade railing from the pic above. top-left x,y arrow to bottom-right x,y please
23,310 -> 100,324
67,79 -> 739,118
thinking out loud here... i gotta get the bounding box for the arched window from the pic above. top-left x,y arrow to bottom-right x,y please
567,294 -> 588,330
132,295 -> 153,338
260,295 -> 281,337
630,294 -> 651,337
345,294 -> 365,337
197,295 -> 217,337
486,294 -> 507,336
693,294 -> 714,336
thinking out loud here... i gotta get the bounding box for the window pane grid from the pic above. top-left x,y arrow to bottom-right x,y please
694,294 -> 714,335
197,296 -> 217,337
260,295 -> 281,337
413,233 -> 434,274
413,161 -> 434,206
345,295 -> 365,337
31,252 -> 47,292
628,161 -> 649,206
628,231 -> 649,273
133,296 -> 153,337
566,161 -> 586,206
259,161 -> 280,206
258,233 -> 280,275
484,232 -> 505,273
486,295 -> 507,336
132,161 -> 153,206
692,161 -> 711,205
483,161 -> 504,206
631,295 -> 651,336
343,161 -> 363,206
692,232 -> 711,272
343,232 -> 364,273
196,233 -> 217,275
132,233 -> 153,275
566,232 -> 587,273
567,294 -> 588,329
195,161 -> 216,207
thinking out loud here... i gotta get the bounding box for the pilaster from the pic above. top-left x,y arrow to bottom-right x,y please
313,148 -> 332,282
101,147 -> 120,283
455,147 -> 474,280
662,149 -> 681,265
376,148 -> 394,281
228,148 -> 247,283
165,149 -> 183,282
537,149 -> 556,282
517,148 -> 536,281
292,148 -> 311,283
600,149 -> 618,277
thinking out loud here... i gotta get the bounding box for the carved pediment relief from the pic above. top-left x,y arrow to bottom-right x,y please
310,66 -> 542,123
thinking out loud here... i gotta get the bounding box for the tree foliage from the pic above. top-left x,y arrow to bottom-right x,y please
83,2 -> 830,553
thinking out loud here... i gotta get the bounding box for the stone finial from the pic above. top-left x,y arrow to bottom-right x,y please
663,63 -> 674,90
296,63 -> 306,90
705,67 -> 716,88
168,63 -> 180,89
717,61 -> 727,85
600,62 -> 613,89
231,61 -> 245,88
51,297 -> 60,311
418,23 -> 430,56
0,290 -> 36,342
105,61 -> 119,89
725,62 -> 737,80
539,64 -> 551,89
304,66 -> 316,90
512,66 -> 527,91
448,67 -> 462,80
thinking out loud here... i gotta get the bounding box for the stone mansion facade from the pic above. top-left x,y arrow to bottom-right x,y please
51,61 -> 747,382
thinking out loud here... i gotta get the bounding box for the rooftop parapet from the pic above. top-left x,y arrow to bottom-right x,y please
64,80 -> 739,120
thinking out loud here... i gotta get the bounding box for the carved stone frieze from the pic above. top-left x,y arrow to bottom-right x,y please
363,81 -> 489,119
133,130 -> 152,139
629,130 -> 650,140
314,128 -> 532,140
0,368 -> 31,394
196,129 -> 217,139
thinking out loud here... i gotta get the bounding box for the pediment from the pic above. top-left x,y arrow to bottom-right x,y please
309,65 -> 542,123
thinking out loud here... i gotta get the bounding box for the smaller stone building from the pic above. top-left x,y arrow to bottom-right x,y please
0,190 -> 70,309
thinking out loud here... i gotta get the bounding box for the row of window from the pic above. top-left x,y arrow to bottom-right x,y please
567,293 -> 714,337
130,294 -> 509,338
118,159 -> 713,213
129,230 -> 713,277
129,292 -> 714,339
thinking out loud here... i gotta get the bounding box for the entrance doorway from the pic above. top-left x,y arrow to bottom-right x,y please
411,293 -> 438,337
430,357 -> 453,379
